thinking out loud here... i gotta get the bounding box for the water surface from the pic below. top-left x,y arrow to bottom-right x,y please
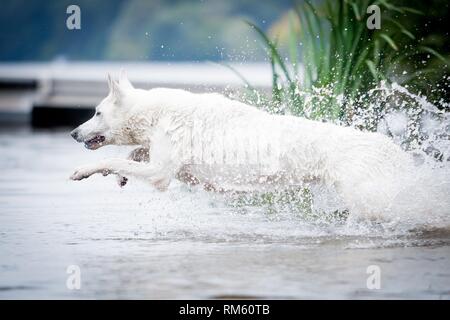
0,129 -> 449,299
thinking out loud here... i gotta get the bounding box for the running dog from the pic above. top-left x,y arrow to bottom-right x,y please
70,71 -> 413,216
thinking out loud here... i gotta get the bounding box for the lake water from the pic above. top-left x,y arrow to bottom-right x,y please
0,129 -> 449,299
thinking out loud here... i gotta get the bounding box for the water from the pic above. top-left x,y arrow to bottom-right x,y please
0,128 -> 449,299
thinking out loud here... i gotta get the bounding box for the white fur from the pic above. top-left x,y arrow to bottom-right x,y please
70,72 -> 413,217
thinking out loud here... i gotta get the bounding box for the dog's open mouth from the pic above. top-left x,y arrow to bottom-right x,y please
84,135 -> 106,149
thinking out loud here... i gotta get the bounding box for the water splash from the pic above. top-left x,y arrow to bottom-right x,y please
350,81 -> 450,162
231,81 -> 450,233
348,82 -> 449,229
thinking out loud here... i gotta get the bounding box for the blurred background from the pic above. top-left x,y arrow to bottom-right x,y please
0,0 -> 294,127
0,0 -> 449,127
0,0 -> 295,62
1,1 -> 450,299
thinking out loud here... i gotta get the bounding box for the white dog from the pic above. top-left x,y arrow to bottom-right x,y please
70,72 -> 413,217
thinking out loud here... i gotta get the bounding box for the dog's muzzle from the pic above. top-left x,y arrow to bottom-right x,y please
83,135 -> 106,149
70,129 -> 105,149
70,129 -> 82,142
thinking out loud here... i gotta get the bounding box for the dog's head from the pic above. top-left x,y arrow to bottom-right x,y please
70,71 -> 136,149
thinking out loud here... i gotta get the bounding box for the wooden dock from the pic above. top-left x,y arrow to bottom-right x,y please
0,62 -> 271,127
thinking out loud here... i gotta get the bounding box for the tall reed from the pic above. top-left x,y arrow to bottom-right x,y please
240,0 -> 448,123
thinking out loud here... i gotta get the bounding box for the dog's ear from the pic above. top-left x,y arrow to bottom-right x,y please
119,69 -> 134,90
107,73 -> 114,91
107,73 -> 124,103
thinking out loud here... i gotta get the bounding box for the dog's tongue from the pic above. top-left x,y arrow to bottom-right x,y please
84,135 -> 105,149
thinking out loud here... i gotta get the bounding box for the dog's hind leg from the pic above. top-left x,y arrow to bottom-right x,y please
70,158 -> 176,191
116,147 -> 150,187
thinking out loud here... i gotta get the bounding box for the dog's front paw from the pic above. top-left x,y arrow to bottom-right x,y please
70,166 -> 95,181
70,170 -> 88,181
116,175 -> 128,187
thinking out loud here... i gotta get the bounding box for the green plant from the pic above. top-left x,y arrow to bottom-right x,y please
240,0 -> 449,123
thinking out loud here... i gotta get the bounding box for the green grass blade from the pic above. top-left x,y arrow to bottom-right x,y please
219,62 -> 258,92
420,46 -> 450,66
365,59 -> 379,82
288,11 -> 299,77
246,20 -> 293,83
379,33 -> 398,51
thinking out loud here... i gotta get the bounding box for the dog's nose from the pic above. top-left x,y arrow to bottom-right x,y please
70,130 -> 79,140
